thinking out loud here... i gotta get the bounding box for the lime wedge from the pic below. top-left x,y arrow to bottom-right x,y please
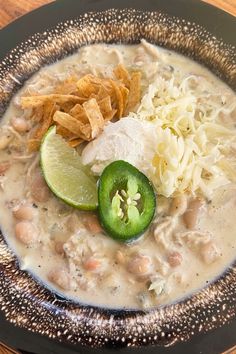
40,126 -> 98,210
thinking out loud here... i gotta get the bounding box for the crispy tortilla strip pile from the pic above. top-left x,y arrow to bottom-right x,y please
21,64 -> 141,151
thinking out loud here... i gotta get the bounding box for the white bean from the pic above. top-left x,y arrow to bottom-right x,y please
183,198 -> 204,229
83,257 -> 101,272
48,269 -> 71,290
15,221 -> 38,245
11,117 -> 29,133
54,241 -> 65,255
169,195 -> 188,217
201,242 -> 219,264
83,214 -> 103,234
31,173 -> 51,203
13,205 -> 35,221
127,254 -> 151,276
115,250 -> 126,265
167,251 -> 182,267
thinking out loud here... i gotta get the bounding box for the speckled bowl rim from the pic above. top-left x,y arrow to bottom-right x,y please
0,0 -> 236,351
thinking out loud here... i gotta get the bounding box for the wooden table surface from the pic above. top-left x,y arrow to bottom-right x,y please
0,0 -> 235,28
0,0 -> 235,353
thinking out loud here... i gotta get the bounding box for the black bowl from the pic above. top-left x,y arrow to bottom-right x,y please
0,1 -> 235,353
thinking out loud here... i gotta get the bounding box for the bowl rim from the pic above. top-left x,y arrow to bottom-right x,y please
0,1 -> 236,353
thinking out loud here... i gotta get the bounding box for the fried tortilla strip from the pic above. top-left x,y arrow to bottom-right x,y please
109,80 -> 127,118
70,104 -> 88,124
98,96 -> 117,121
32,105 -> 44,123
21,94 -> 83,109
53,111 -> 83,136
76,75 -> 99,97
60,101 -> 78,113
89,76 -> 112,91
103,109 -> 117,121
82,98 -> 104,139
114,64 -> 130,88
79,123 -> 91,140
98,96 -> 112,115
28,139 -> 41,152
77,75 -> 113,98
55,76 -> 79,95
56,125 -> 83,147
99,79 -> 114,95
96,85 -> 111,100
24,65 -> 140,151
32,102 -> 56,141
56,125 -> 77,139
119,85 -> 129,112
68,138 -> 84,148
125,71 -> 141,114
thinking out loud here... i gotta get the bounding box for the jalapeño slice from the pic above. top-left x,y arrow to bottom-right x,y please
98,160 -> 156,242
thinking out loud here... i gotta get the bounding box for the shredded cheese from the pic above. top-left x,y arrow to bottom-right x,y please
132,74 -> 236,198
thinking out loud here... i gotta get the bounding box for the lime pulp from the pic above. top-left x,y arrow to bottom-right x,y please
40,126 -> 98,210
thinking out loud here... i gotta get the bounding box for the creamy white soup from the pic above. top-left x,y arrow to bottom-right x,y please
0,40 -> 236,309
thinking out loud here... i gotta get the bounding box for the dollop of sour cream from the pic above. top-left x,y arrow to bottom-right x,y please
81,117 -> 156,177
